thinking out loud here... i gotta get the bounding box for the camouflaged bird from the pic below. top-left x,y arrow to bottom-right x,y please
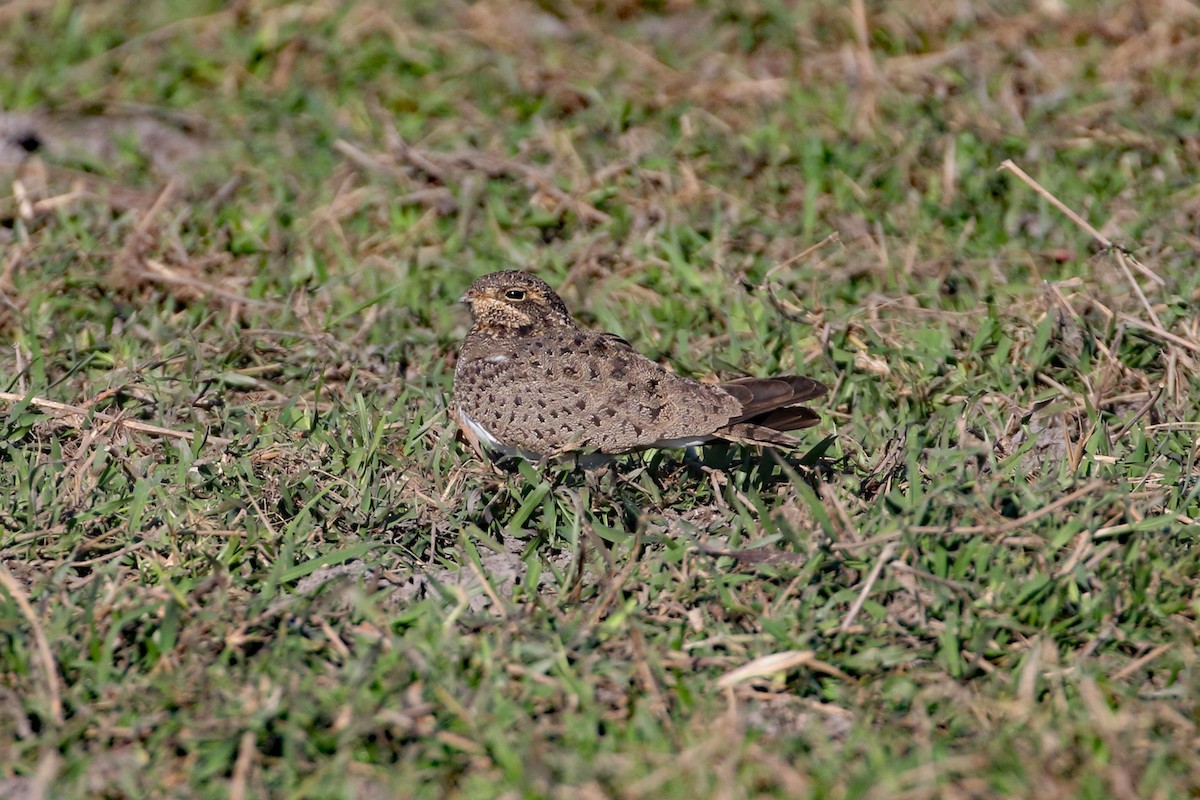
453,270 -> 828,463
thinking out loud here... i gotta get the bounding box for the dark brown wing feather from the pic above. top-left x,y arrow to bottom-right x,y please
710,375 -> 827,447
718,376 -> 828,425
716,422 -> 799,447
717,378 -> 795,416
749,405 -> 822,431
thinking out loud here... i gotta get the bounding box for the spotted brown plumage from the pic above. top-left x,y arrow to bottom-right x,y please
453,270 -> 828,461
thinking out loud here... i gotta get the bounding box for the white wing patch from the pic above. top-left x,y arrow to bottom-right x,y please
457,406 -> 542,460
650,436 -> 713,449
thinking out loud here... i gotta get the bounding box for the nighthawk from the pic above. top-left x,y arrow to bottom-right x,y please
453,270 -> 827,463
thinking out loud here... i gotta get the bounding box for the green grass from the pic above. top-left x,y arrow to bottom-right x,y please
2,0 -> 1199,797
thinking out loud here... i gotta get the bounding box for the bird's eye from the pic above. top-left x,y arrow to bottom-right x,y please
504,289 -> 526,300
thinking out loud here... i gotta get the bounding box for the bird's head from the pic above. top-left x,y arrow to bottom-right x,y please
460,270 -> 576,335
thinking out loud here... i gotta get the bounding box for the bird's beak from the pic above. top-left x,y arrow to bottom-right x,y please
459,289 -> 478,304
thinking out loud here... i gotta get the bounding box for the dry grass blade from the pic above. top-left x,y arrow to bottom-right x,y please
998,158 -> 1165,287
716,650 -> 855,689
0,391 -> 232,445
0,566 -> 63,726
134,259 -> 281,310
1111,387 -> 1164,440
840,541 -> 899,632
849,0 -> 879,131
1110,643 -> 1173,682
228,730 -> 257,800
1118,314 -> 1200,356
999,159 -> 1115,249
908,480 -> 1108,536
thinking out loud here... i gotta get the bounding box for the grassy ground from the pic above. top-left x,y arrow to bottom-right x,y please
1,0 -> 1199,797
